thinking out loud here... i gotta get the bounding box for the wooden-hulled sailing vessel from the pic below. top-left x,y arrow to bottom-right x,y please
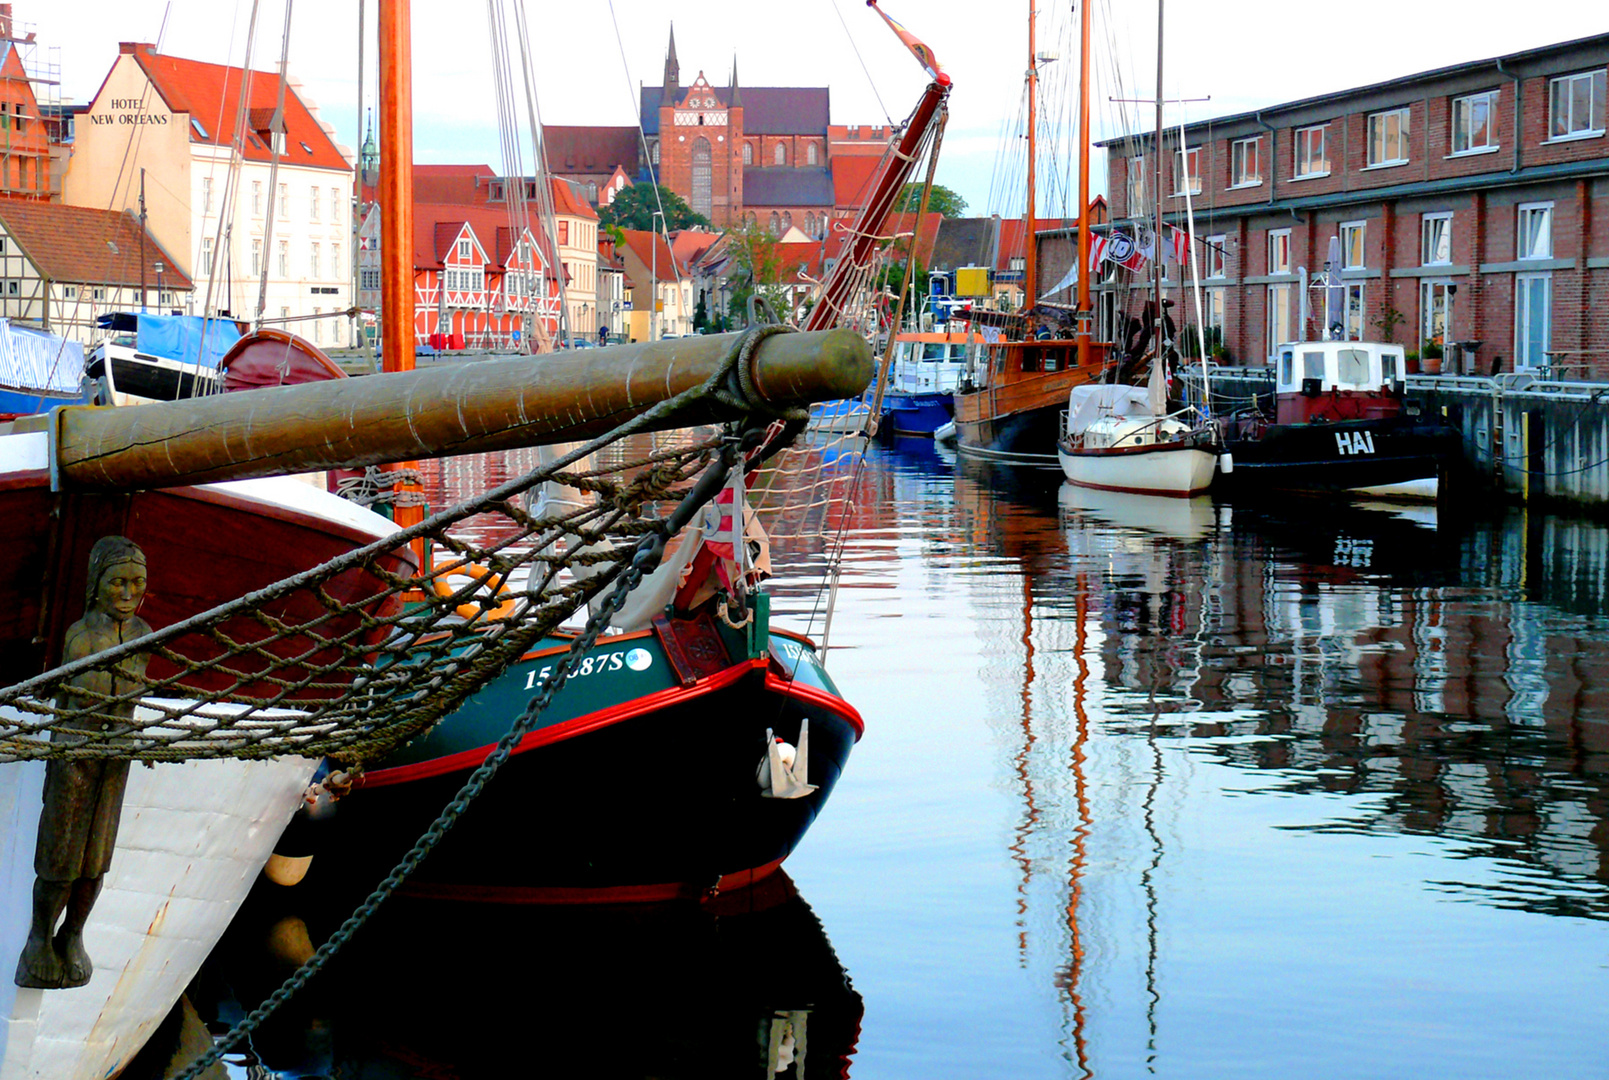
306,3 -> 952,904
952,0 -> 1106,464
0,6 -> 872,1075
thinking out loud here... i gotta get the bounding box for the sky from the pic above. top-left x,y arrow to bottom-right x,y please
34,0 -> 1609,220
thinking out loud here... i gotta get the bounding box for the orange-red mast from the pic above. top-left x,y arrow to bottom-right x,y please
1075,0 -> 1092,366
1023,1 -> 1038,311
379,0 -> 424,541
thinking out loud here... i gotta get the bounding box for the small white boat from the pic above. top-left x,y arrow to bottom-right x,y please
1057,382 -> 1217,497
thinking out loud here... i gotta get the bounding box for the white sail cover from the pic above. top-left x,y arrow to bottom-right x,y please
1065,384 -> 1153,437
0,320 -> 84,394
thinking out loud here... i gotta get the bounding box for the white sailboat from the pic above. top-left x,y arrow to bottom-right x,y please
1055,0 -> 1220,498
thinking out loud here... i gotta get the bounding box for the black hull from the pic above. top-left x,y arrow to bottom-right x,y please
315,667 -> 857,902
954,399 -> 1064,465
1219,416 -> 1461,497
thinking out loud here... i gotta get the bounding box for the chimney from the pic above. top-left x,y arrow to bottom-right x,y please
119,42 -> 156,55
0,7 -> 13,41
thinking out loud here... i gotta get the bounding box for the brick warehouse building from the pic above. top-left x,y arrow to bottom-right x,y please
543,27 -> 883,235
1099,32 -> 1609,377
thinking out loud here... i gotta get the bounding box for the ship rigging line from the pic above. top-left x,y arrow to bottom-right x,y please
29,1 -> 175,412
828,0 -> 894,128
605,0 -> 681,284
252,0 -> 294,330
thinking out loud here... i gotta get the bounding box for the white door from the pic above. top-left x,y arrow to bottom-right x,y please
1515,273 -> 1550,371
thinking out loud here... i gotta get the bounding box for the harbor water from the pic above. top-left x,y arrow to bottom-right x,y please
170,435 -> 1609,1078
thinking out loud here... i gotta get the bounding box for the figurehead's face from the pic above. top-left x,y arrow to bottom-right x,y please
95,559 -> 147,621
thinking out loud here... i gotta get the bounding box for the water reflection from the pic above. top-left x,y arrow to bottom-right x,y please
171,873 -> 860,1079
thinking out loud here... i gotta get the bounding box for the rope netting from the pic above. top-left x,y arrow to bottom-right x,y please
0,330 -> 806,766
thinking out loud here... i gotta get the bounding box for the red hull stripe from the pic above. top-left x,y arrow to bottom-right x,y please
362,659 -> 864,789
397,856 -> 789,905
1064,478 -> 1209,498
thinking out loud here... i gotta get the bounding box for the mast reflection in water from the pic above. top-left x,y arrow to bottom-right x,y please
778,444 -> 1609,1079
159,438 -> 1609,1078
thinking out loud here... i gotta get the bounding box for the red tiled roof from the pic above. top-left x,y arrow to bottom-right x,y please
996,217 -> 1073,271
618,228 -> 680,279
668,229 -> 717,266
119,44 -> 349,173
411,201 -> 555,271
415,164 -> 497,204
0,198 -> 193,289
884,211 -> 945,267
550,177 -> 598,222
542,126 -> 642,175
771,241 -> 826,280
831,157 -> 884,211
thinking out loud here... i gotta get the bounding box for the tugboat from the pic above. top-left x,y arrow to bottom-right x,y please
1216,340 -> 1460,501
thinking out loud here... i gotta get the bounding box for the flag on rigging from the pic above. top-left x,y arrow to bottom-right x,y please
1166,226 -> 1191,266
866,1 -> 944,81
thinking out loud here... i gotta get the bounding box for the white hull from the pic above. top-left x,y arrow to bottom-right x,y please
1058,442 -> 1217,498
1353,476 -> 1438,502
0,754 -> 314,1079
807,399 -> 871,434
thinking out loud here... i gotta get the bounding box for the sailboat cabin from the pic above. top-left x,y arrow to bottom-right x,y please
1272,341 -> 1407,425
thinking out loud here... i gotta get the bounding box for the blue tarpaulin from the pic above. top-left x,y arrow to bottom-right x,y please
97,313 -> 243,368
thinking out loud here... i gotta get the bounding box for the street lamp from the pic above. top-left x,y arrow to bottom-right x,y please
650,210 -> 665,343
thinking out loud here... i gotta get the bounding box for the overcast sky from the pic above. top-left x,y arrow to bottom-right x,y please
37,0 -> 1609,218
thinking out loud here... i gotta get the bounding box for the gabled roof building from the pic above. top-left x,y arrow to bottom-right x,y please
61,42 -> 354,348
0,197 -> 193,343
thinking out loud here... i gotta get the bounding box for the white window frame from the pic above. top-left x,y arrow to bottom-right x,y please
1268,228 -> 1291,274
1421,212 -> 1452,266
278,184 -> 288,216
1340,221 -> 1366,270
1174,147 -> 1201,196
1515,272 -> 1550,371
1420,278 -> 1455,353
201,176 -> 213,214
1229,137 -> 1261,188
251,181 -> 262,215
310,241 -> 320,279
1204,287 -> 1225,335
1517,202 -> 1552,260
1204,234 -> 1226,278
1451,91 -> 1498,155
1294,125 -> 1329,178
1267,282 -> 1293,359
458,238 -> 471,260
200,236 -> 214,275
1126,156 -> 1146,212
1547,69 -> 1606,142
1343,282 -> 1365,341
1366,108 -> 1411,167
309,185 -> 319,221
250,239 -> 261,276
277,240 -> 289,278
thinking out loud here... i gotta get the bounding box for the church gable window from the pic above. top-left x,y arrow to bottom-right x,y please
774,143 -> 786,165
743,141 -> 753,165
807,142 -> 818,166
691,137 -> 712,217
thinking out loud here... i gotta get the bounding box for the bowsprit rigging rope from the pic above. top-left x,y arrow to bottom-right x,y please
0,329 -> 801,767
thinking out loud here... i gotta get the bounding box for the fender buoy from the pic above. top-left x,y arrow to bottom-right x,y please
429,560 -> 518,622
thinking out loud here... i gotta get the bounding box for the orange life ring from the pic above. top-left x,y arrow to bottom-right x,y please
429,560 -> 518,622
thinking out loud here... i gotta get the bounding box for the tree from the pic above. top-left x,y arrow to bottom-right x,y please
894,182 -> 967,218
597,183 -> 712,232
724,223 -> 791,327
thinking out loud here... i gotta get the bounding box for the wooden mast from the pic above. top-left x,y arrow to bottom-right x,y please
1074,0 -> 1092,367
51,330 -> 874,492
1022,0 -> 1037,313
378,0 -> 424,538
